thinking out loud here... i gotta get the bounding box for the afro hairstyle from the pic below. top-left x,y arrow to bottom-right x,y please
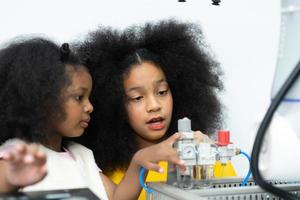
77,19 -> 223,173
0,37 -> 84,144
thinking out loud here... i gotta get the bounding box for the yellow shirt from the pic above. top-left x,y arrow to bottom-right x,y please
109,161 -> 168,200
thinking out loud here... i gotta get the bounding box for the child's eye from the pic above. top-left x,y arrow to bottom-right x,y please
158,90 -> 168,96
129,96 -> 143,102
74,95 -> 83,101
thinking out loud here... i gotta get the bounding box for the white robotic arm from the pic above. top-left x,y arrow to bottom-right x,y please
257,0 -> 300,182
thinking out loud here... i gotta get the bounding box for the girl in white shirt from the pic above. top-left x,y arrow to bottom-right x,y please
0,37 -> 185,200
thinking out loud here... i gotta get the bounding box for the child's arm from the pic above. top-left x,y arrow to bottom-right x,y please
101,133 -> 185,200
0,139 -> 47,193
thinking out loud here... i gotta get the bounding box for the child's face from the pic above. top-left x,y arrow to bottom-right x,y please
123,62 -> 173,146
54,66 -> 93,138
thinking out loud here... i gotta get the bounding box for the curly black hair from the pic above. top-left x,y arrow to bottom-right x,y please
77,19 -> 223,174
0,37 -> 84,144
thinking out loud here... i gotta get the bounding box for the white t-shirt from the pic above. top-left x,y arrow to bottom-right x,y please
23,142 -> 108,200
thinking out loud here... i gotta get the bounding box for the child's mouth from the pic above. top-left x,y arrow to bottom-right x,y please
80,121 -> 89,128
147,117 -> 165,130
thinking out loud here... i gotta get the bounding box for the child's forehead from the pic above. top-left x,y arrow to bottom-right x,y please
64,66 -> 92,91
123,63 -> 168,91
65,64 -> 87,73
65,65 -> 90,78
125,61 -> 165,78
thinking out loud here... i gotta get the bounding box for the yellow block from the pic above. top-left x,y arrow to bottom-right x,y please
214,160 -> 237,178
145,161 -> 168,182
109,161 -> 168,200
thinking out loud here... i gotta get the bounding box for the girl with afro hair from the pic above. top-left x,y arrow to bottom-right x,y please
78,19 -> 224,200
0,37 -> 185,199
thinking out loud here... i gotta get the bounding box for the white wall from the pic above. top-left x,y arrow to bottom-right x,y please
0,0 -> 280,176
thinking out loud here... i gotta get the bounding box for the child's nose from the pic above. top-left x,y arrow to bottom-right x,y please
146,96 -> 161,113
84,100 -> 94,113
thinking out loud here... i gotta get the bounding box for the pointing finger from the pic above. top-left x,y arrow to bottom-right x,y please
166,132 -> 182,146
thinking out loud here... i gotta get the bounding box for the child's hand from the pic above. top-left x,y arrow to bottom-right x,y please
194,131 -> 215,144
0,139 -> 47,191
132,133 -> 186,173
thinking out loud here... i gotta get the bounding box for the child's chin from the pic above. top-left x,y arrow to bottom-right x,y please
70,131 -> 85,138
148,132 -> 166,141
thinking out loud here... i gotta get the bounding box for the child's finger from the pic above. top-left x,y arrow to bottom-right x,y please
194,131 -> 215,144
36,164 -> 48,179
194,130 -> 203,144
145,162 -> 164,174
14,143 -> 26,154
0,139 -> 26,161
165,132 -> 182,146
1,151 -> 12,160
33,150 -> 47,166
164,149 -> 186,170
8,144 -> 27,163
170,158 -> 186,171
23,143 -> 41,164
27,143 -> 39,154
40,165 -> 48,177
23,154 -> 34,163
